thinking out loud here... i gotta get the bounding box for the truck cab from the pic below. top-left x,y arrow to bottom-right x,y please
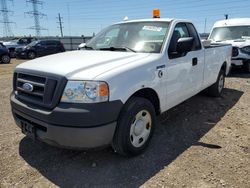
209,18 -> 250,72
11,15 -> 232,156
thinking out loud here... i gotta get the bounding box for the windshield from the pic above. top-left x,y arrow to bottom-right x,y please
27,41 -> 39,46
210,26 -> 250,41
86,21 -> 170,53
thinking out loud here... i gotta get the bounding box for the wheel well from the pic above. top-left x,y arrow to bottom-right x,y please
221,62 -> 227,73
27,50 -> 36,55
130,88 -> 160,115
0,53 -> 9,57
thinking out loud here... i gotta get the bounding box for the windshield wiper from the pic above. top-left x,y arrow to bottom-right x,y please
98,46 -> 136,52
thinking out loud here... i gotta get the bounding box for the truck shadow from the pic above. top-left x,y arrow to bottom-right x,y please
19,88 -> 243,187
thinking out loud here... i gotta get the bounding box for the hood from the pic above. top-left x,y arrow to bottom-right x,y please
213,39 -> 250,48
3,41 -> 17,45
16,50 -> 151,80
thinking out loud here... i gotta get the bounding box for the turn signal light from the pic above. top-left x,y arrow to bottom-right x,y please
99,83 -> 109,97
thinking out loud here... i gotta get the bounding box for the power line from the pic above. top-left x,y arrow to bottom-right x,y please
25,0 -> 47,36
0,0 -> 14,37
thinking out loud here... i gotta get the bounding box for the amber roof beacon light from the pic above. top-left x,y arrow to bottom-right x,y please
153,9 -> 160,18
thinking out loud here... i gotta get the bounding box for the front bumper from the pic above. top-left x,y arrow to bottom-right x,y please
15,50 -> 27,58
231,59 -> 244,66
11,94 -> 123,149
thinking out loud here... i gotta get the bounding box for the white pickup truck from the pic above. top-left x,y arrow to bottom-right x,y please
209,18 -> 250,72
11,17 -> 232,156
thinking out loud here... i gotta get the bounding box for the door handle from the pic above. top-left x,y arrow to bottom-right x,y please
156,64 -> 166,70
192,57 -> 198,66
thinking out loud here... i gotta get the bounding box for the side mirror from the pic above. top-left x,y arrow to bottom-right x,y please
78,43 -> 86,50
176,37 -> 194,54
202,39 -> 211,47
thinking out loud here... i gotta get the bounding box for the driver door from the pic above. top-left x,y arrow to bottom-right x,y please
165,23 -> 204,110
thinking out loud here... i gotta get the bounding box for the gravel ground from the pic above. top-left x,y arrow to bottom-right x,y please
0,59 -> 249,188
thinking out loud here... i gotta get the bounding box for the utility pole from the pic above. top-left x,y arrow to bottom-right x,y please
0,0 -> 14,37
57,13 -> 63,37
25,0 -> 47,36
224,14 -> 229,20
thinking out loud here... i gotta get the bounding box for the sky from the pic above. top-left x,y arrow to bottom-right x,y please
1,0 -> 250,37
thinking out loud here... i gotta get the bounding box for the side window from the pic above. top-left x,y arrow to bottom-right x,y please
46,41 -> 57,46
175,24 -> 189,38
168,23 -> 189,59
187,23 -> 202,50
39,41 -> 47,46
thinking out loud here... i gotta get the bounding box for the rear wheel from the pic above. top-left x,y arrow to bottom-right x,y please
207,69 -> 225,97
112,97 -> 156,157
27,51 -> 36,59
1,54 -> 10,64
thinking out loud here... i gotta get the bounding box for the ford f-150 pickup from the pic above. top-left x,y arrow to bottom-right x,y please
11,16 -> 232,156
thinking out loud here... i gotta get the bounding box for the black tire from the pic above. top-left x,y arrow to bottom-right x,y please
207,69 -> 225,97
1,54 -> 11,64
243,61 -> 250,73
27,51 -> 36,59
112,97 -> 156,157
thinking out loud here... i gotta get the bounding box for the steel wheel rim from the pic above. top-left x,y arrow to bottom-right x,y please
2,55 -> 10,63
218,74 -> 224,93
29,52 -> 35,59
130,110 -> 152,148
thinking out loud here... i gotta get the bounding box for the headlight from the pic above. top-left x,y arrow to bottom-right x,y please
61,81 -> 109,103
241,46 -> 250,54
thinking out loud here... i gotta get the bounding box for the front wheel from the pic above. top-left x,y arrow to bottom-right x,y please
112,97 -> 156,157
207,69 -> 225,97
27,51 -> 36,59
1,54 -> 11,64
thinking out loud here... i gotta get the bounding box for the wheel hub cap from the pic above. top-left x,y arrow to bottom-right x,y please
130,110 -> 152,148
134,120 -> 144,136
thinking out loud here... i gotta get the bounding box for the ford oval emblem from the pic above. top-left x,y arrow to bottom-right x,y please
22,83 -> 34,92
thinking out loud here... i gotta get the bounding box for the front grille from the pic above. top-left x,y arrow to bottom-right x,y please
14,71 -> 67,109
15,48 -> 23,53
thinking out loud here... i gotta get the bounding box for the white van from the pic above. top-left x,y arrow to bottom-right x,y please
209,18 -> 250,72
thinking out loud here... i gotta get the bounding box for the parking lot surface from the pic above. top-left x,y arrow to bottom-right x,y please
0,59 -> 249,187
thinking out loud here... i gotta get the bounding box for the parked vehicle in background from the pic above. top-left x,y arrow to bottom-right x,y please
209,18 -> 250,72
15,40 -> 65,59
0,42 -> 11,64
3,37 -> 37,57
11,12 -> 232,156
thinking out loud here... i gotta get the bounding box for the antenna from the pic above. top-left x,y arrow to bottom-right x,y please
25,0 -> 47,36
0,0 -> 14,37
56,13 -> 63,37
204,18 -> 207,33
